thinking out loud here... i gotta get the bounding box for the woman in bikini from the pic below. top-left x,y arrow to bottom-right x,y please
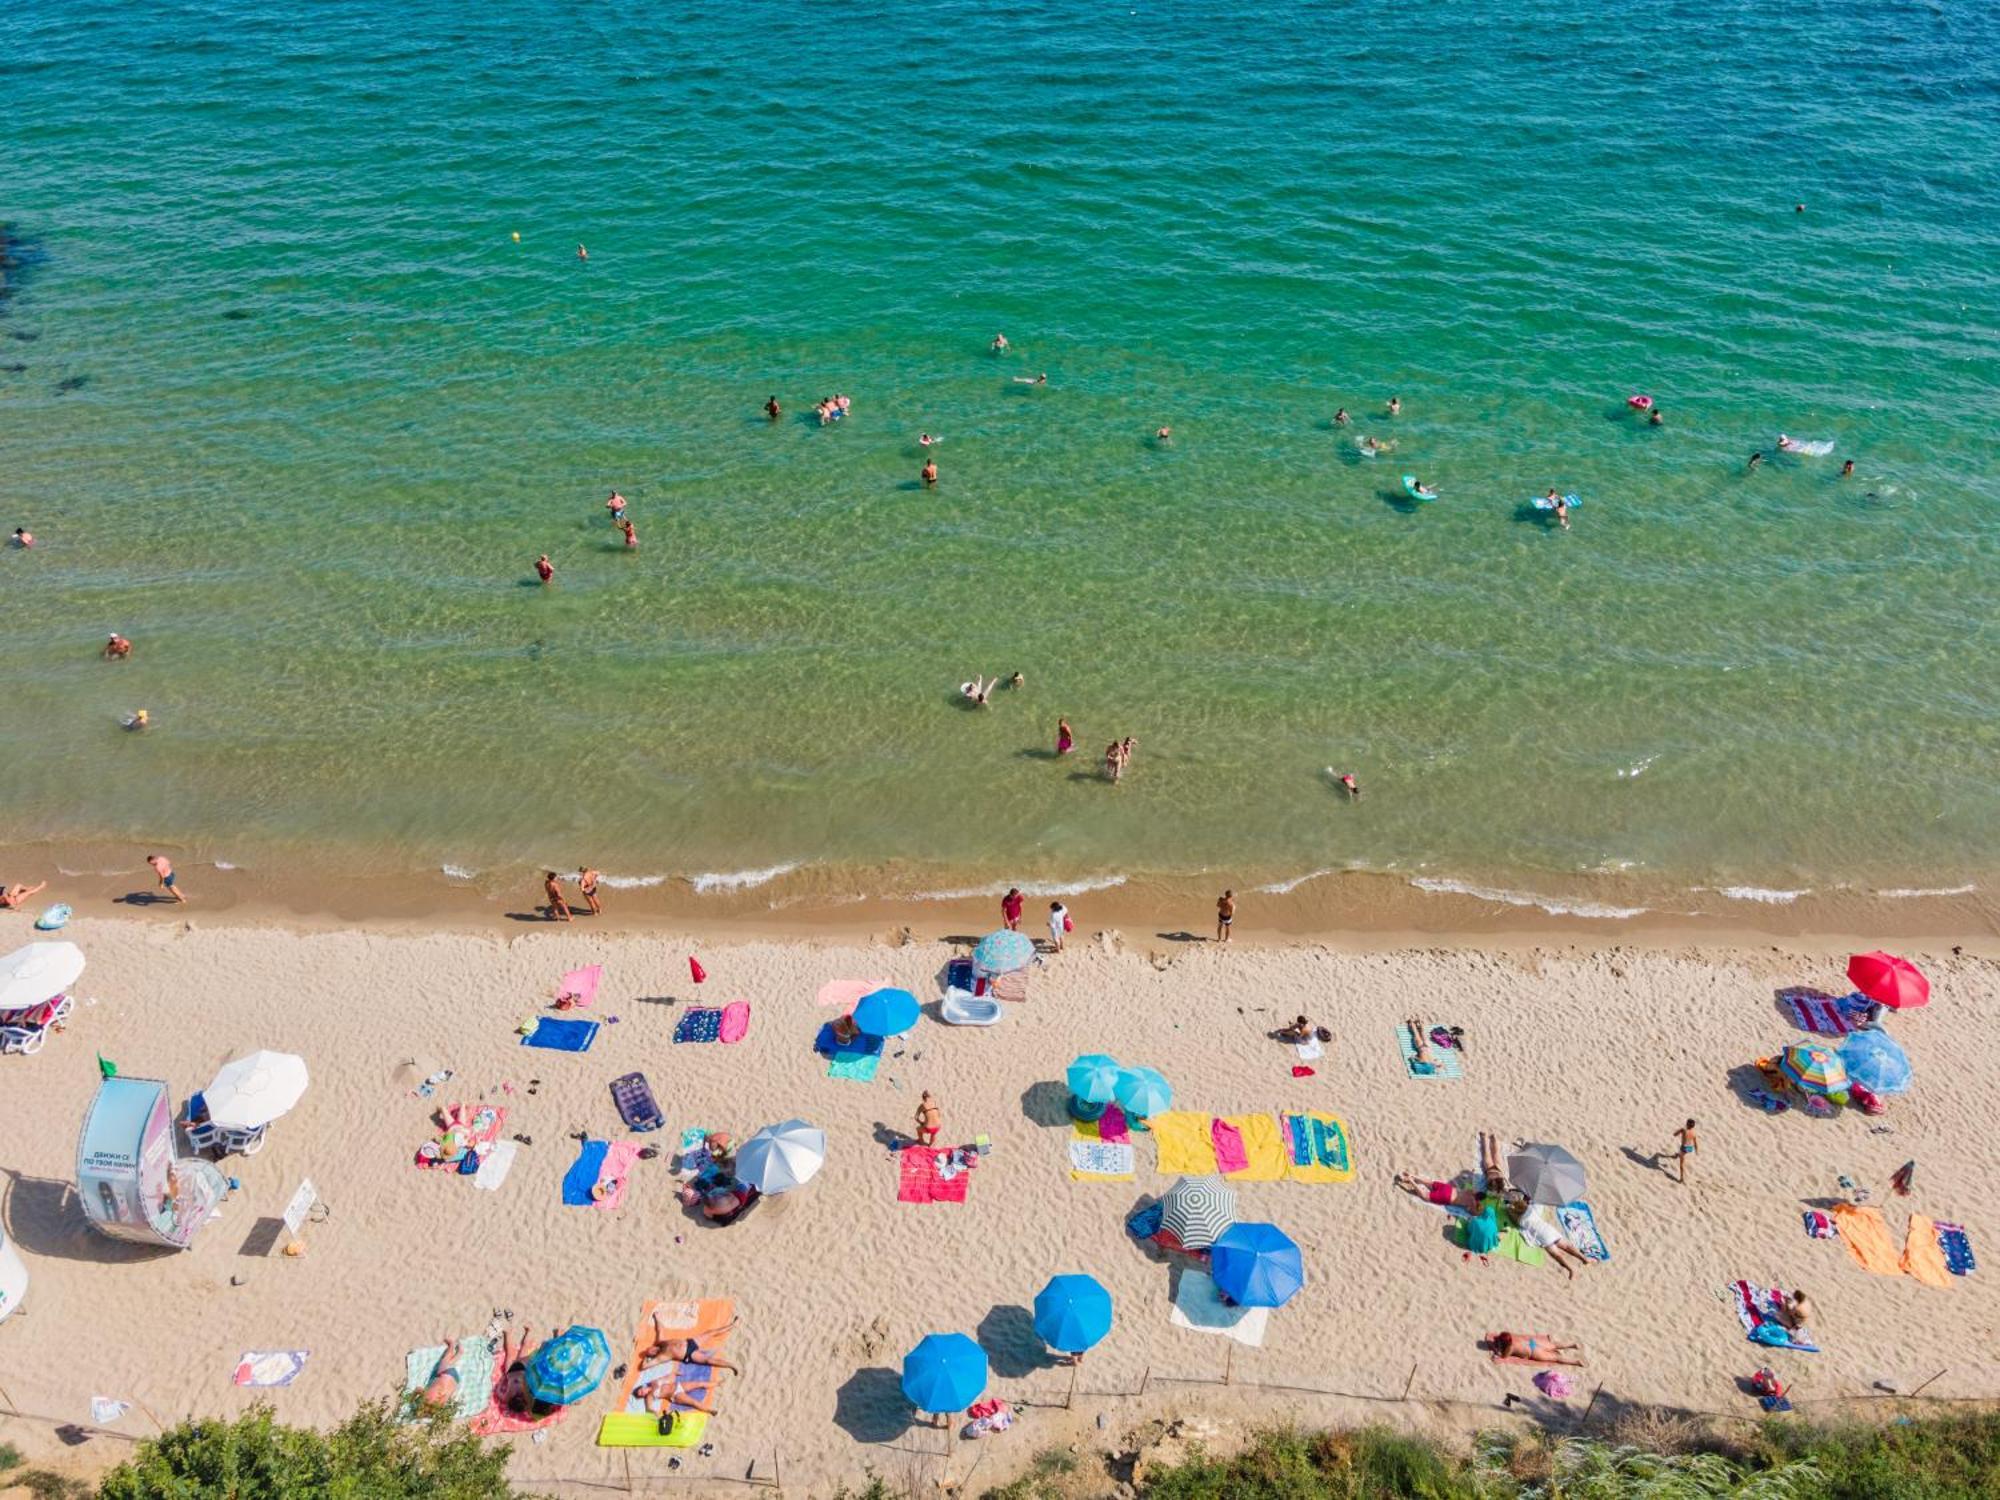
419,1337 -> 464,1409
1488,1331 -> 1584,1365
637,1309 -> 740,1374
499,1325 -> 559,1415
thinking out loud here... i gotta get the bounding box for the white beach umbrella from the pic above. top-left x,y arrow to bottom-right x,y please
735,1119 -> 827,1194
0,942 -> 85,1011
204,1050 -> 311,1129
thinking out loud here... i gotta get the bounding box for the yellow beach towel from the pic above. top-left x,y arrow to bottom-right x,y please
596,1410 -> 709,1448
1148,1111 -> 1218,1175
1902,1214 -> 1952,1290
1832,1203 -> 1903,1277
1217,1113 -> 1289,1181
1282,1112 -> 1357,1183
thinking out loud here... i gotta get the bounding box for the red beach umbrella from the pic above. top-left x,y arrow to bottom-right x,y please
1847,951 -> 1928,1010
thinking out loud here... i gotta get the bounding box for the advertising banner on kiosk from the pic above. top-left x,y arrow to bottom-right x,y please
77,1076 -> 225,1249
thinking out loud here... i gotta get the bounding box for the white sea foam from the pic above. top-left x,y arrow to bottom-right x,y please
1256,869 -> 1333,895
1714,885 -> 1809,904
1873,884 -> 1975,899
1408,876 -> 1646,920
212,860 -> 240,871
440,863 -> 478,880
688,863 -> 801,894
597,872 -> 670,889
1617,756 -> 1658,780
911,875 -> 1128,901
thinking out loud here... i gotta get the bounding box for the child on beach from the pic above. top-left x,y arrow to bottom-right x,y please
1673,1119 -> 1698,1183
1056,718 -> 1074,755
915,1090 -> 942,1147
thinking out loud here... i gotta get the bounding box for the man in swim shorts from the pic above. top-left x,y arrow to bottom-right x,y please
104,632 -> 132,659
147,854 -> 185,904
576,866 -> 601,916
921,458 -> 937,489
1673,1119 -> 1697,1184
1216,890 -> 1235,943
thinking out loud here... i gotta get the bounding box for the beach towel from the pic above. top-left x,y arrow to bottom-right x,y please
718,999 -> 750,1043
1169,1269 -> 1269,1347
1210,1118 -> 1248,1174
522,1016 -> 598,1052
594,1141 -> 641,1211
1776,987 -> 1870,1037
899,1147 -> 972,1203
1148,1111 -> 1219,1175
1936,1221 -> 1975,1276
1216,1113 -> 1288,1180
817,977 -> 890,1009
1068,1120 -> 1136,1181
673,1007 -> 723,1044
1097,1103 -> 1131,1143
562,1139 -> 610,1205
467,1365 -> 567,1436
1902,1215 -> 1953,1289
1398,1026 -> 1462,1078
421,1103 -> 507,1170
556,964 -> 601,1007
1556,1201 -> 1609,1261
597,1410 -> 710,1448
472,1139 -> 519,1192
610,1072 -> 664,1133
233,1351 -> 309,1387
828,1048 -> 881,1082
1732,1281 -> 1819,1353
1832,1203 -> 1903,1276
1294,1037 -> 1324,1062
1497,1227 -> 1547,1267
404,1336 -> 497,1422
1280,1112 -> 1355,1183
595,1298 -> 735,1445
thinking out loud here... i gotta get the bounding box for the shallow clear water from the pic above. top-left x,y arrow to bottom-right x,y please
3,0 -> 1997,892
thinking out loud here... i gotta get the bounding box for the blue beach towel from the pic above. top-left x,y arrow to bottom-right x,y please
1398,1027 -> 1462,1079
1557,1201 -> 1611,1262
562,1140 -> 610,1204
674,1008 -> 723,1044
1936,1222 -> 1975,1276
523,1017 -> 599,1052
814,1021 -> 883,1058
828,1049 -> 881,1082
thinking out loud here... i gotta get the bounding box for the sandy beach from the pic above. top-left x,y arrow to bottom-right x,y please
1,906 -> 1995,1496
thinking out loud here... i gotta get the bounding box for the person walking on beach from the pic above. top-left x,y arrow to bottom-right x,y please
1216,889 -> 1235,943
1048,900 -> 1070,953
921,458 -> 938,489
607,491 -> 627,523
577,866 -> 602,916
104,632 -> 132,660
1673,1119 -> 1698,1184
147,854 -> 186,904
543,870 -> 572,922
1056,718 -> 1074,756
535,554 -> 554,584
619,518 -> 638,549
915,1090 -> 942,1147
1001,887 -> 1025,931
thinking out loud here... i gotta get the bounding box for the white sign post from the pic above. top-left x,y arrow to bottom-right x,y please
280,1178 -> 317,1257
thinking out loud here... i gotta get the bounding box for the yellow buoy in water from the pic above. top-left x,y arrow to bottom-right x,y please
511,231 -> 521,242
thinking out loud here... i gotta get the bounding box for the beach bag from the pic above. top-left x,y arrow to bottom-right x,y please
1459,1202 -> 1501,1255
657,1412 -> 677,1436
1063,913 -> 1073,932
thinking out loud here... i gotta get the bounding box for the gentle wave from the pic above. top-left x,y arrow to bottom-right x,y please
1873,884 -> 1976,899
598,873 -> 670,890
212,860 -> 241,871
440,863 -> 478,880
911,875 -> 1128,901
1256,869 -> 1333,895
688,863 -> 801,894
1409,876 -> 1646,920
1713,886 -> 1810,904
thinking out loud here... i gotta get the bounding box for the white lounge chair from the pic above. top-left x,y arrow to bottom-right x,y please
0,993 -> 72,1056
940,988 -> 1003,1027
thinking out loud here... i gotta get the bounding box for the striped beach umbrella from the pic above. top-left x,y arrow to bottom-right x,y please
971,929 -> 1036,976
1780,1043 -> 1848,1097
1113,1066 -> 1172,1118
1840,1030 -> 1913,1095
1209,1222 -> 1305,1308
1065,1053 -> 1122,1105
525,1326 -> 612,1406
1160,1174 -> 1236,1250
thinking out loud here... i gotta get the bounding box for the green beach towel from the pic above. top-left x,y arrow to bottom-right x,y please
828,1049 -> 881,1082
1397,1027 -> 1462,1078
1496,1227 -> 1547,1267
596,1410 -> 709,1448
403,1335 -> 496,1422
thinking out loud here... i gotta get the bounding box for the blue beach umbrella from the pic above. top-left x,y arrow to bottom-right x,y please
1114,1066 -> 1172,1118
971,929 -> 1036,976
853,987 -> 921,1037
1066,1053 -> 1122,1104
525,1325 -> 612,1405
1209,1223 -> 1305,1309
1840,1029 -> 1913,1095
1034,1274 -> 1114,1353
901,1333 -> 988,1413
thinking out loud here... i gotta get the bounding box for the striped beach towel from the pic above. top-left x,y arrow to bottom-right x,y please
1776,987 -> 1871,1037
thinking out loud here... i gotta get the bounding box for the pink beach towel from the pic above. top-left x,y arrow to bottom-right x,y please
817,978 -> 890,1009
1098,1104 -> 1131,1144
1210,1118 -> 1249,1175
557,964 -> 602,1007
719,1000 -> 750,1044
594,1141 -> 642,1211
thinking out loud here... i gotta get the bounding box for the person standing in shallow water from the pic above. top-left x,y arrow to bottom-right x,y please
1216,889 -> 1235,943
543,870 -> 572,922
577,866 -> 602,916
921,458 -> 937,489
535,555 -> 554,584
1001,886 -> 1024,932
1056,718 -> 1074,756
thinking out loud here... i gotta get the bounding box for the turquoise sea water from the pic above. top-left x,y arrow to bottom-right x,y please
3,2 -> 1997,897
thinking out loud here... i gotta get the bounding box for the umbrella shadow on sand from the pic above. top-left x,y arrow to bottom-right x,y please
832,1366 -> 915,1444
1018,1081 -> 1071,1129
977,1304 -> 1053,1379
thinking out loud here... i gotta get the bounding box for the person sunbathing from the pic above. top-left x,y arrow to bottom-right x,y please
1478,1129 -> 1506,1196
1503,1190 -> 1593,1279
1394,1172 -> 1477,1211
419,1338 -> 463,1409
1406,1019 -> 1435,1069
499,1325 -> 561,1416
636,1309 -> 740,1374
637,1371 -> 721,1415
1776,1289 -> 1817,1329
1275,1015 -> 1316,1043
1487,1331 -> 1584,1366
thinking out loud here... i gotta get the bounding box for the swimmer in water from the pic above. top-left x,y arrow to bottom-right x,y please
1155,425 -> 1171,443
1649,408 -> 1663,426
1333,408 -> 1349,425
105,632 -> 132,659
1387,396 -> 1401,417
1777,434 -> 1800,453
960,676 -> 995,706
1358,435 -> 1395,456
1553,494 -> 1571,530
123,708 -> 150,731
991,333 -> 1009,353
1336,771 -> 1359,800
1008,671 -> 1024,689
1410,479 -> 1438,500
607,491 -> 627,522
764,396 -> 781,421
620,518 -> 637,549
921,458 -> 938,489
1747,452 -> 1764,472
1012,372 -> 1047,386
10,527 -> 30,548
535,554 -> 554,584
577,244 -> 587,261
918,432 -> 935,448
1841,459 -> 1854,478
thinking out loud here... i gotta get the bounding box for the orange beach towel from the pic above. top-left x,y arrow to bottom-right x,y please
1902,1215 -> 1953,1290
1832,1203 -> 1903,1277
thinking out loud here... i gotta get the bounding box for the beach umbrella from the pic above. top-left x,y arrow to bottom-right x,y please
901,1333 -> 987,1413
853,987 -> 920,1037
1848,952 -> 1928,1011
1033,1274 -> 1114,1354
1780,1043 -> 1848,1097
204,1050 -> 311,1130
1066,1053 -> 1122,1105
1160,1175 -> 1236,1250
1209,1222 -> 1305,1308
525,1325 -> 612,1406
1506,1143 -> 1588,1206
1113,1066 -> 1172,1118
736,1119 -> 827,1192
970,929 -> 1035,976
0,942 -> 84,1011
1840,1030 -> 1913,1096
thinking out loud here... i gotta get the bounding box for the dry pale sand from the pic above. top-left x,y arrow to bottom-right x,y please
1,913 -> 1996,1497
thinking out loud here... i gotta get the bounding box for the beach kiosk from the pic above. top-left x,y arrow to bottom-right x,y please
77,1075 -> 227,1249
